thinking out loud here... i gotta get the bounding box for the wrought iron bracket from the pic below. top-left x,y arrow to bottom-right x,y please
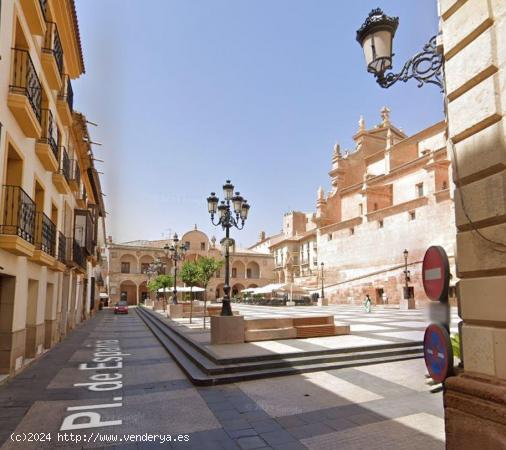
376,36 -> 443,91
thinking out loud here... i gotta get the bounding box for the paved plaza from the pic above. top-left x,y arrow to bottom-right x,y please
162,303 -> 459,359
0,306 -> 449,449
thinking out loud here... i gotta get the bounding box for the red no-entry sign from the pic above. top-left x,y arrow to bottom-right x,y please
422,246 -> 450,302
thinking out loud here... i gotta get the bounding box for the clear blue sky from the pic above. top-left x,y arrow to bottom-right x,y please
73,0 -> 442,248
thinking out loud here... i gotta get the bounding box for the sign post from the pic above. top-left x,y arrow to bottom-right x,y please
422,245 -> 453,382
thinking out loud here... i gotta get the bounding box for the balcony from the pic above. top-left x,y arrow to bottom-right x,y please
42,22 -> 63,90
8,49 -> 42,138
31,211 -> 56,266
53,230 -> 67,272
20,0 -> 47,36
0,185 -> 36,256
68,159 -> 81,192
66,237 -> 86,271
57,75 -> 73,126
35,109 -> 59,172
53,146 -> 71,195
76,187 -> 87,209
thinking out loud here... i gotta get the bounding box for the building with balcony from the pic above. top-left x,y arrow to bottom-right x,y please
251,107 -> 457,306
0,0 -> 107,378
105,227 -> 275,305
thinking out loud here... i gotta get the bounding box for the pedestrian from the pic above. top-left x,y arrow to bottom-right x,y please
364,294 -> 372,313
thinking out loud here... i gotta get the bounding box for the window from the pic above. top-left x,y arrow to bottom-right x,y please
247,268 -> 252,278
141,263 -> 150,274
232,268 -> 237,278
409,211 -> 416,221
442,181 -> 448,190
373,203 -> 378,211
200,242 -> 206,251
359,204 -> 363,215
378,220 -> 384,228
328,233 -> 333,241
121,262 -> 130,273
416,183 -> 424,197
185,241 -> 191,250
350,227 -> 354,235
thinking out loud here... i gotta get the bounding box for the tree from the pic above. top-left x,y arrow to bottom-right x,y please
147,274 -> 173,311
197,257 -> 224,328
180,261 -> 202,323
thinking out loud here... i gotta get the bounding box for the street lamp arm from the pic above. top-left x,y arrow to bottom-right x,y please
210,215 -> 222,227
376,36 -> 443,91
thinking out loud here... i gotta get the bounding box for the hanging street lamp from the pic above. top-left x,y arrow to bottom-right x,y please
207,180 -> 250,316
356,8 -> 443,91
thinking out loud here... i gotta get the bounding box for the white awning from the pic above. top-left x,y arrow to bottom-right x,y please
157,286 -> 205,293
99,293 -> 109,298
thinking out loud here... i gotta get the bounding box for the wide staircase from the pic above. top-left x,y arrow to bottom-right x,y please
136,306 -> 424,386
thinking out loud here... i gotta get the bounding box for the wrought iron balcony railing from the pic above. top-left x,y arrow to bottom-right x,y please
43,22 -> 63,75
70,159 -> 81,185
39,0 -> 48,18
34,211 -> 56,256
0,185 -> 36,244
59,146 -> 71,181
9,48 -> 42,123
58,74 -> 74,111
72,238 -> 86,269
38,108 -> 58,160
57,230 -> 66,263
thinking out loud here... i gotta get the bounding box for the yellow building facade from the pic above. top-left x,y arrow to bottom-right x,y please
0,0 -> 106,377
106,228 -> 275,305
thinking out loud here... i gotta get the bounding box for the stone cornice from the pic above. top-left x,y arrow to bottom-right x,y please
319,216 -> 363,234
366,196 -> 429,222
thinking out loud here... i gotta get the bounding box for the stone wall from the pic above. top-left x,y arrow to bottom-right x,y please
439,0 -> 506,447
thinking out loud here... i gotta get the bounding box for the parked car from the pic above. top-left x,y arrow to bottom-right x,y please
114,300 -> 129,314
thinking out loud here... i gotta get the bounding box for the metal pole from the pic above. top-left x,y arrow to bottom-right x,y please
404,253 -> 409,288
321,263 -> 325,300
173,253 -> 178,305
221,222 -> 232,316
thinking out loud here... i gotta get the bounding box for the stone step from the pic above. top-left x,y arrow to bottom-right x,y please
142,307 -> 416,364
136,307 -> 424,385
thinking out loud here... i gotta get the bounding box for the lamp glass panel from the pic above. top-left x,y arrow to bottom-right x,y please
365,30 -> 393,72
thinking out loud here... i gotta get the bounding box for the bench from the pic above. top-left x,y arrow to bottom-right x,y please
244,317 -> 297,342
292,316 -> 350,338
179,303 -> 223,318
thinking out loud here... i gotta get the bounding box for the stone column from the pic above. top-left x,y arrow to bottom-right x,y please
439,0 -> 506,448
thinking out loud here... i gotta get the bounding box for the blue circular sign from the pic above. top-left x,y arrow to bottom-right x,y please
423,324 -> 453,383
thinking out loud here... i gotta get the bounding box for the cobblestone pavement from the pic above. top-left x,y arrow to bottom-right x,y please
0,308 -> 446,449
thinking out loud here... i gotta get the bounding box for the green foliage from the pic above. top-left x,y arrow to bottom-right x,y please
197,256 -> 224,288
147,274 -> 173,294
451,332 -> 461,359
180,261 -> 202,288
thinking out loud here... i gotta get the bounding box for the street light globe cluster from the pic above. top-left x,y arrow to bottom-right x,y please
207,180 -> 250,316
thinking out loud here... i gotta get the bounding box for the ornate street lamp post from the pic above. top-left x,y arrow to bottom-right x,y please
356,8 -> 443,91
207,180 -> 250,316
320,262 -> 325,302
403,249 -> 411,299
164,233 -> 187,305
146,258 -> 165,304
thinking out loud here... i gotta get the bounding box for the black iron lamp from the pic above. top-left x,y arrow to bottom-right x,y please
357,8 -> 443,90
164,233 -> 187,305
207,180 -> 250,316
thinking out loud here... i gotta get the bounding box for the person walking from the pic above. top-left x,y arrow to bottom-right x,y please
364,294 -> 372,313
